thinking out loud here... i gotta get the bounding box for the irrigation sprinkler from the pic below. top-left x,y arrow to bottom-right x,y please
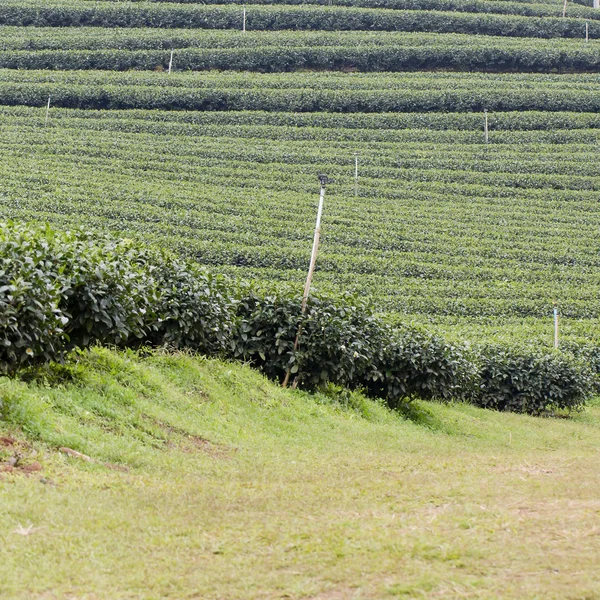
44,96 -> 51,127
282,174 -> 332,388
168,49 -> 174,74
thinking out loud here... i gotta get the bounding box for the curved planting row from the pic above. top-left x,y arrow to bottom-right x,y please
0,3 -> 598,39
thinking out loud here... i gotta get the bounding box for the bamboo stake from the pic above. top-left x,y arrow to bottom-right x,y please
354,153 -> 358,196
282,176 -> 329,388
168,49 -> 174,74
484,109 -> 489,145
44,96 -> 51,127
554,304 -> 559,349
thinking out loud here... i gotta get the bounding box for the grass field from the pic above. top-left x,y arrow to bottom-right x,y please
1,348 -> 599,599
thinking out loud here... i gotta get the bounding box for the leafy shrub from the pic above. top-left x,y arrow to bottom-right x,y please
361,328 -> 478,409
147,254 -> 236,354
61,236 -> 158,348
0,221 -> 593,415
473,345 -> 593,414
0,222 -> 68,371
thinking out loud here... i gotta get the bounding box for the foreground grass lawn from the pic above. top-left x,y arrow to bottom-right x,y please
1,348 -> 599,599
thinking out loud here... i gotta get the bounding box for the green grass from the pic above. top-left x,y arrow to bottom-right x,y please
1,348 -> 599,599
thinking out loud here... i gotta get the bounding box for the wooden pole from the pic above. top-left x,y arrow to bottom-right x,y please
168,49 -> 174,74
563,0 -> 568,18
586,22 -> 589,42
243,5 -> 246,32
282,176 -> 328,388
484,109 -> 489,144
554,304 -> 559,349
44,96 -> 51,127
354,153 -> 358,196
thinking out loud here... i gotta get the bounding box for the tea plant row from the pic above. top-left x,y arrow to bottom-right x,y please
0,1 -> 597,39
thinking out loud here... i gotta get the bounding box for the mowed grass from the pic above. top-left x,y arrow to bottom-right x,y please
1,348 -> 599,599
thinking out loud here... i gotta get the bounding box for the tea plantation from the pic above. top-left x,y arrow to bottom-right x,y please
1,0 -> 600,350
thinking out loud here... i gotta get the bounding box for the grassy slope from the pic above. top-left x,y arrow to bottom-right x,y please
1,348 -> 599,599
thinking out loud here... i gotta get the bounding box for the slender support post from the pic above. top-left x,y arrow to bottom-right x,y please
44,96 -> 51,127
484,109 -> 489,145
282,175 -> 329,388
554,305 -> 559,349
595,0 -> 599,10
354,153 -> 358,196
586,22 -> 589,42
243,5 -> 246,32
563,0 -> 568,18
168,49 -> 174,74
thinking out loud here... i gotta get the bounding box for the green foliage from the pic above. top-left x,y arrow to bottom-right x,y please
147,255 -> 236,354
0,222 -> 68,369
0,222 -> 592,414
474,345 -> 592,414
0,1 -> 597,39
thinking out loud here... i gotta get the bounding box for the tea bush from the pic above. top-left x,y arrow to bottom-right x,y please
0,221 -> 593,414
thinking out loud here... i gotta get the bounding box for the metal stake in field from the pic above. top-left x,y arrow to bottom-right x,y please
44,96 -> 51,127
243,5 -> 246,32
354,153 -> 358,196
282,174 -> 331,388
168,49 -> 174,74
554,303 -> 560,349
484,109 -> 489,145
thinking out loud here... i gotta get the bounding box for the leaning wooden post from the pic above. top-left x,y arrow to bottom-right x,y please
44,96 -> 51,127
168,49 -> 174,74
282,174 -> 330,388
553,303 -> 560,349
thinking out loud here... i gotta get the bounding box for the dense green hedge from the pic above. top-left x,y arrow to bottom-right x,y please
5,43 -> 600,73
0,3 -> 597,39
5,79 -> 600,112
66,0 -> 600,21
0,221 -> 592,414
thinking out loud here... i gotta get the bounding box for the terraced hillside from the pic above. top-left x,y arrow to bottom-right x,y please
1,0 -> 600,346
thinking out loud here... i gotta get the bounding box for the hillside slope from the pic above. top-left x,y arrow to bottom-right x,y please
1,348 -> 600,598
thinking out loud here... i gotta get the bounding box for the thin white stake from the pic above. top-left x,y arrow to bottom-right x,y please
243,5 -> 246,32
44,96 -> 51,127
563,0 -> 568,18
586,22 -> 589,42
282,176 -> 328,388
595,0 -> 599,10
554,305 -> 559,349
168,49 -> 174,74
484,109 -> 489,145
354,153 -> 358,196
